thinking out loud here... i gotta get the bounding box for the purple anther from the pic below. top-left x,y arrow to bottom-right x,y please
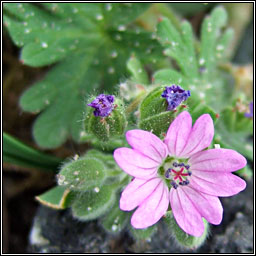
161,85 -> 191,111
165,169 -> 171,179
88,94 -> 115,117
184,180 -> 190,185
185,165 -> 190,170
178,163 -> 185,167
188,171 -> 192,176
171,181 -> 178,189
173,162 -> 179,167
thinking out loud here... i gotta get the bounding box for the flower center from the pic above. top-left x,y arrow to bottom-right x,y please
159,159 -> 192,189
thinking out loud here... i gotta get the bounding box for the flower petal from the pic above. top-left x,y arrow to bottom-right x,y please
164,111 -> 192,157
188,149 -> 247,172
131,181 -> 169,229
120,178 -> 162,211
182,186 -> 223,225
189,171 -> 246,197
114,148 -> 159,179
170,188 -> 204,237
180,114 -> 214,158
126,129 -> 168,163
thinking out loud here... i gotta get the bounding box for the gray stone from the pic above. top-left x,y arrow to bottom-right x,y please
28,180 -> 253,253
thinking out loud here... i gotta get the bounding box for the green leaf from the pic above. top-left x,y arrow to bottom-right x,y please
101,200 -> 129,233
214,125 -> 253,161
4,3 -> 161,149
127,55 -> 149,84
3,132 -> 61,171
200,6 -> 229,75
71,184 -> 117,221
187,97 -> 218,124
153,69 -> 189,88
57,156 -> 106,192
35,186 -> 74,209
157,17 -> 198,78
236,165 -> 253,180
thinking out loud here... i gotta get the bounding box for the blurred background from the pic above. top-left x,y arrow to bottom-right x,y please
3,3 -> 253,253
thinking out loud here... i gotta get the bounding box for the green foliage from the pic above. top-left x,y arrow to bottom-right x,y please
156,6 -> 235,112
35,186 -> 74,209
84,97 -> 127,142
129,224 -> 157,240
165,211 -> 209,249
4,3 -> 163,149
138,86 -> 188,137
71,183 -> 117,221
57,156 -> 106,191
101,200 -> 130,234
127,55 -> 149,85
3,132 -> 61,171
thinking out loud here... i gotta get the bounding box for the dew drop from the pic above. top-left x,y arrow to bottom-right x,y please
45,99 -> 50,105
199,58 -> 205,65
111,51 -> 118,58
72,8 -> 78,13
75,177 -> 80,181
114,217 -> 119,224
216,44 -> 224,51
73,154 -> 79,161
57,175 -> 65,185
41,42 -> 48,48
138,69 -> 142,73
23,22 -> 28,26
87,207 -> 92,211
70,185 -> 74,188
105,3 -> 112,11
199,92 -> 205,98
80,131 -> 86,137
74,171 -> 79,175
111,225 -> 118,231
96,14 -> 103,21
64,181 -> 69,185
108,67 -> 115,74
115,34 -> 122,41
24,28 -> 31,34
94,187 -> 100,193
118,25 -> 126,31
151,33 -> 157,39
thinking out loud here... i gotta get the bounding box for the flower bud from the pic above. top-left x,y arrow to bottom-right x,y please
84,94 -> 126,141
138,85 -> 190,137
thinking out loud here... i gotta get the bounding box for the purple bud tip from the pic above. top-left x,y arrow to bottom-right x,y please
161,85 -> 191,111
88,94 -> 115,117
244,102 -> 253,118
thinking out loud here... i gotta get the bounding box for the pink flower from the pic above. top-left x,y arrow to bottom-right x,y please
113,111 -> 247,237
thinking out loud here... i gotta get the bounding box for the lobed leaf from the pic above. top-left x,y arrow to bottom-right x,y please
4,3 -> 161,149
35,186 -> 74,209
